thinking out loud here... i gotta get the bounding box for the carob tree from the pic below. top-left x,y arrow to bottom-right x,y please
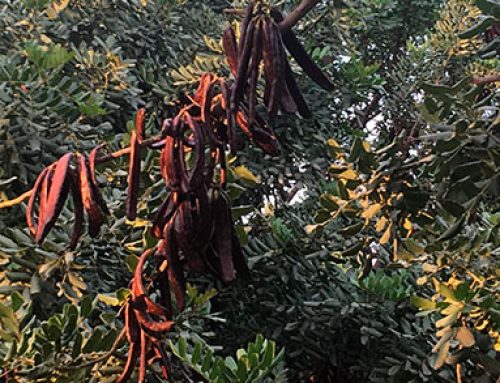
0,0 -> 332,381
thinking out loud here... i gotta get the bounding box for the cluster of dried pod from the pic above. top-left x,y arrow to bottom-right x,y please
14,1 -> 333,381
26,148 -> 109,250
223,2 -> 333,125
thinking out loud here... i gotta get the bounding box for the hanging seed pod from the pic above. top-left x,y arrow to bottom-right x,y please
78,154 -> 104,238
88,144 -> 110,216
222,26 -> 239,76
35,153 -> 72,243
126,130 -> 141,221
67,170 -> 83,250
270,8 -> 334,91
26,167 -> 50,237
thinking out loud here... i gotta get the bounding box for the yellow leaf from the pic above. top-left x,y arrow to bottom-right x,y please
456,327 -> 475,347
140,0 -> 147,5
125,218 -> 150,228
40,34 -> 53,44
234,165 -> 260,184
327,139 -> 340,148
434,339 -> 450,370
417,276 -> 428,285
436,310 -> 459,329
362,141 -> 371,152
423,263 -> 438,273
362,203 -> 382,220
338,169 -> 358,181
67,272 -> 86,291
47,0 -> 69,19
16,19 -> 32,27
380,223 -> 392,245
305,224 -> 324,235
97,294 -> 121,307
262,203 -> 274,217
375,216 -> 388,232
403,218 -> 413,235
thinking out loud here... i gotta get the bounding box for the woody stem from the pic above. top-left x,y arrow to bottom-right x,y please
279,0 -> 322,31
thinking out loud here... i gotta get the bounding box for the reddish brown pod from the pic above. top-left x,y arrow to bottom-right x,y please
25,151 -> 108,249
126,108 -> 146,221
118,249 -> 174,383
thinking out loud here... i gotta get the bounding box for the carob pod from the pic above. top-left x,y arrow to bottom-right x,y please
151,192 -> 177,238
78,154 -> 104,237
158,234 -> 185,310
67,170 -> 83,250
271,8 -> 334,91
283,57 -> 312,118
116,341 -> 140,383
238,1 -> 255,55
126,130 -> 141,221
247,18 -> 264,128
185,114 -> 206,189
208,190 -> 236,282
26,167 -> 50,237
88,144 -> 110,216
131,249 -> 174,332
230,18 -> 255,128
267,18 -> 283,117
222,26 -> 239,76
138,330 -> 147,383
36,153 -> 73,243
262,17 -> 275,109
172,201 -> 206,273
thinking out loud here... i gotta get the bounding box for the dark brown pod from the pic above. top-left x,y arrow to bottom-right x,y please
230,225 -> 250,277
262,17 -> 275,108
247,18 -> 264,128
238,1 -> 255,55
126,131 -> 141,221
271,8 -> 334,91
267,19 -> 283,117
78,154 -> 104,238
88,144 -> 110,216
185,114 -> 206,188
283,58 -> 312,118
222,26 -> 239,76
151,193 -> 176,238
158,235 -> 185,311
230,19 -> 255,125
210,191 -> 236,282
160,136 -> 178,189
67,171 -> 83,250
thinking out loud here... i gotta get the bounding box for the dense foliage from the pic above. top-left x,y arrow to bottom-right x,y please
0,0 -> 498,382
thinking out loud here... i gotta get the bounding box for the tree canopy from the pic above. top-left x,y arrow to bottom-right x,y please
0,0 -> 498,382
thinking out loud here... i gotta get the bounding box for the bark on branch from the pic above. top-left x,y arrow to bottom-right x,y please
471,74 -> 500,85
279,0 -> 322,31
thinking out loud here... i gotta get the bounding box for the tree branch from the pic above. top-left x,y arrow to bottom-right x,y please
279,0 -> 322,31
471,74 -> 500,85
